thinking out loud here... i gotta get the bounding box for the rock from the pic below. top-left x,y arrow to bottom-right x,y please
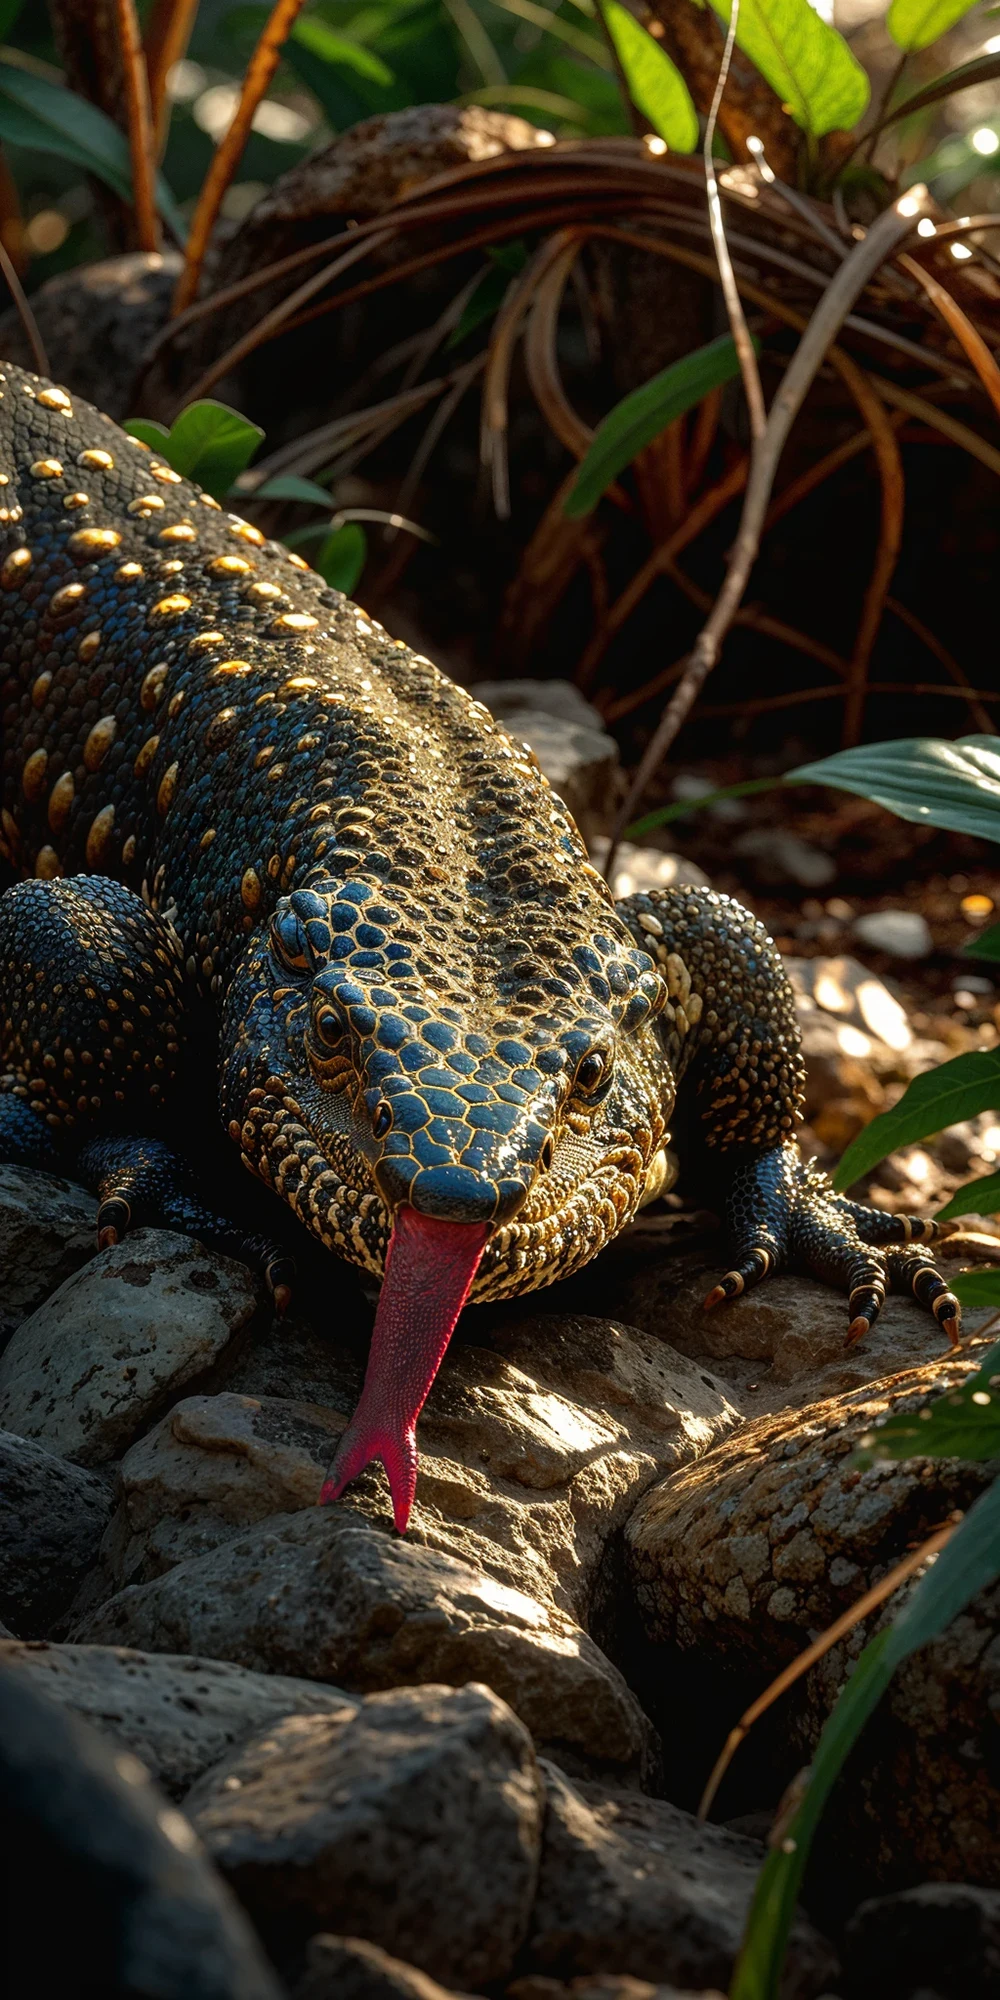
731,829 -> 836,890
509,1982 -> 724,2000
470,681 -> 605,732
0,252 -> 181,418
853,910 -> 933,959
0,1640 -> 355,1799
188,1683 -> 542,1986
588,841 -> 712,902
785,955 -> 912,1052
844,1882 -> 1000,1999
73,1504 -> 655,1779
0,1431 -> 112,1636
625,1344 -> 1000,1884
0,1161 -> 98,1342
524,1761 -> 836,1995
669,773 -> 747,824
0,1663 -> 283,1998
293,1934 -> 479,2000
469,683 -> 619,840
0,1229 -> 259,1465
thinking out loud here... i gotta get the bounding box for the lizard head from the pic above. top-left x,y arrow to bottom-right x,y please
221,864 -> 668,1530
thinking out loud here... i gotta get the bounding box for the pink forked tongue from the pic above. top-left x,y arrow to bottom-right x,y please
320,1206 -> 489,1533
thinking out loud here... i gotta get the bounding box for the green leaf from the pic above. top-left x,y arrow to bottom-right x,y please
966,921 -> 1000,963
565,333 -> 750,520
833,1049 -> 1000,1190
854,1338 -> 1000,1465
315,522 -> 367,593
0,62 -> 185,242
886,0 -> 979,52
599,0 -> 698,151
731,1474 -> 1000,1999
937,1170 -> 1000,1222
125,402 -> 264,501
953,1268 -> 1000,1309
875,52 -> 1000,133
292,13 -> 395,85
253,475 -> 334,506
789,737 -> 1000,848
709,0 -> 869,138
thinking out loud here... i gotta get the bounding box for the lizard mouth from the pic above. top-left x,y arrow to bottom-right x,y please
319,1204 -> 489,1532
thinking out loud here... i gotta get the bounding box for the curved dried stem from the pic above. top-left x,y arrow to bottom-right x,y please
0,235 -> 48,374
886,597 -> 997,734
764,411 -> 906,531
837,365 -> 905,746
114,0 -> 159,251
661,552 -> 851,679
897,250 -> 1000,426
143,0 -> 200,159
483,231 -> 584,517
875,379 -> 1000,480
698,1516 -> 958,1826
173,0 -> 307,314
704,1 -> 766,442
686,386 -> 722,493
523,234 -> 593,462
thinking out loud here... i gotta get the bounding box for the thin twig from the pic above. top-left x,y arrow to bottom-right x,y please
698,1515 -> 958,1823
898,250 -> 1000,426
523,234 -> 594,462
875,378 -> 1000,481
885,597 -> 997,734
0,237 -> 48,375
173,0 -> 307,314
840,370 -> 904,746
143,0 -> 200,160
697,682 -> 1000,718
603,188 -> 931,878
704,1 -> 766,443
114,0 -> 160,252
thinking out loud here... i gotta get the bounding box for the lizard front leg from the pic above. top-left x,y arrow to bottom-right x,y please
616,883 -> 960,1347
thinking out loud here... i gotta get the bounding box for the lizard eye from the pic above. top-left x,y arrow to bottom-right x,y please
574,1046 -> 614,1098
269,905 -> 309,973
313,1001 -> 347,1050
372,1100 -> 392,1138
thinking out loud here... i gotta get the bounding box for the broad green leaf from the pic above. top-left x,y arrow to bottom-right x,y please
732,1474 -> 1000,1999
953,1268 -> 1000,1308
627,777 -> 782,839
565,334 -> 750,519
854,1338 -> 1000,1464
315,522 -> 367,593
887,0 -> 979,52
937,1170 -> 1000,1222
833,1049 -> 1000,1190
253,475 -> 334,506
966,921 -> 1000,963
599,0 -> 698,151
0,62 -> 185,242
789,737 -> 1000,848
710,0 -> 869,138
126,402 -> 264,501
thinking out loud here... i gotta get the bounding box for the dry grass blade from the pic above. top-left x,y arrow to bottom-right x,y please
898,250 -> 1000,425
698,1517 -> 960,1824
875,379 -> 1000,479
114,0 -> 159,251
704,1 -> 766,442
0,235 -> 48,374
502,470 -> 605,660
838,366 -> 904,746
523,233 -> 594,463
697,681 -> 1000,717
483,232 -> 580,517
603,189 -> 932,877
143,0 -> 200,159
173,0 -> 307,314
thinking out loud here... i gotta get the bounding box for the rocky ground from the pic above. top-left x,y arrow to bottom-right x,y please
3,689 -> 1000,1999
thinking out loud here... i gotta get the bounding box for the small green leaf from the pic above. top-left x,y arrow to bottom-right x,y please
253,475 -> 334,506
789,737 -> 1000,848
833,1050 -> 1000,1191
937,1171 -> 1000,1222
599,0 -> 698,151
126,402 -> 264,501
292,13 -> 395,85
315,522 -> 367,593
710,0 -> 870,138
565,333 -> 750,520
0,62 -> 185,241
953,1268 -> 1000,1309
875,52 -> 1000,134
887,0 -> 979,52
854,1339 -> 1000,1464
966,921 -> 1000,963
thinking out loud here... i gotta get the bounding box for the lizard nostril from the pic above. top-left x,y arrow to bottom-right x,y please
539,1134 -> 554,1172
372,1100 -> 393,1139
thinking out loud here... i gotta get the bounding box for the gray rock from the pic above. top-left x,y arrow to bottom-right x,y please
588,841 -> 711,902
73,1505 -> 654,1778
0,1663 -> 283,1998
731,829 -> 836,890
525,1763 -> 836,1996
0,1640 -> 355,1799
853,910 -> 933,959
0,1162 -> 98,1339
844,1882 -> 1000,1998
0,1431 -> 112,1636
293,1934 -> 479,2000
0,252 -> 181,418
0,1229 -> 259,1464
188,1683 -> 542,1987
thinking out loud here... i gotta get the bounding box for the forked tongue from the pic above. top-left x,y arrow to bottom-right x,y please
320,1205 -> 489,1533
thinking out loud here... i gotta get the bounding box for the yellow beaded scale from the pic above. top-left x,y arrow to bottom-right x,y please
0,366 -> 958,1530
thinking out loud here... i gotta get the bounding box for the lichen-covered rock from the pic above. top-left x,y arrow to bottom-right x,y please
0,1162 -> 98,1339
0,1230 -> 259,1464
0,1640 -> 355,1798
0,1431 -> 112,1636
625,1341 -> 1000,1884
188,1683 -> 542,1987
74,1504 -> 655,1779
524,1763 -> 836,1997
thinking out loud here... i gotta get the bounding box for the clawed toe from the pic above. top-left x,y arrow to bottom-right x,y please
703,1247 -> 774,1311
